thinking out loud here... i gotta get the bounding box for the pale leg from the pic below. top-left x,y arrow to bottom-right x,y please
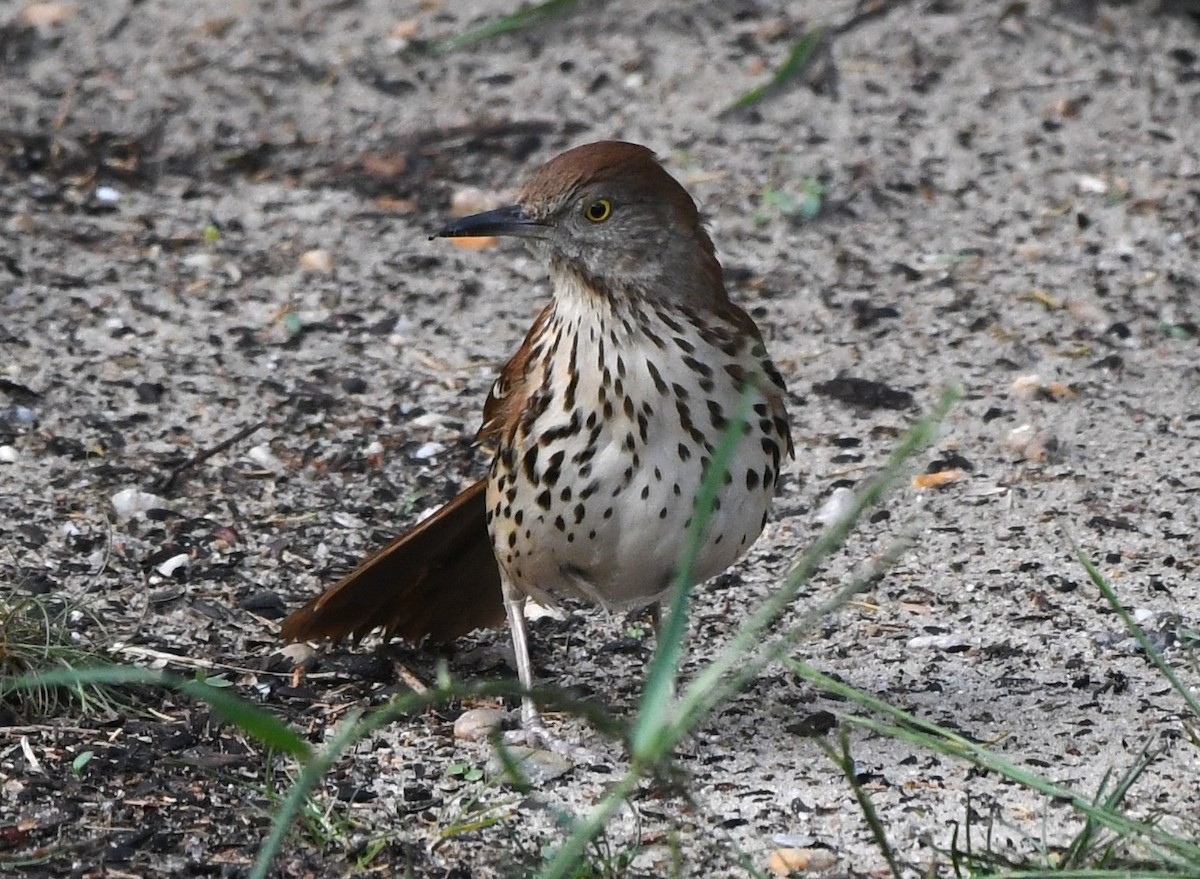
501,572 -> 550,743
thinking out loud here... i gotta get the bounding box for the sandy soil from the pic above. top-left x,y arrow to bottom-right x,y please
1,1 -> 1198,876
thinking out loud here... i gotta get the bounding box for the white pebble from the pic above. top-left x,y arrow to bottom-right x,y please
364,440 -> 384,456
156,553 -> 190,577
246,443 -> 283,471
814,486 -> 855,527
413,441 -> 445,460
299,248 -> 333,273
0,445 -> 17,464
94,185 -> 121,203
111,488 -> 170,520
182,253 -> 216,271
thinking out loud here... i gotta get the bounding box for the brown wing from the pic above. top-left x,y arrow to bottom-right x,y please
279,479 -> 504,645
477,303 -> 553,447
280,306 -> 555,646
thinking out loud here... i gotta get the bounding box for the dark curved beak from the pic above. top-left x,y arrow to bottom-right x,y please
432,205 -> 547,240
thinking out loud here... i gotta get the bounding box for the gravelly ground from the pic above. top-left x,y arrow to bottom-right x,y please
1,1 -> 1198,876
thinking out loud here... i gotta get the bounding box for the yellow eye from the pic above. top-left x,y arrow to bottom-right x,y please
584,198 -> 612,223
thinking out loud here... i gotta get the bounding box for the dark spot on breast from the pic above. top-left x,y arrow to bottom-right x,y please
623,396 -> 635,419
674,336 -> 695,354
671,382 -> 690,400
543,450 -> 565,486
508,532 -> 517,547
537,489 -> 552,510
677,443 -> 692,462
646,360 -> 668,394
522,446 -> 539,482
682,355 -> 712,379
560,486 -> 572,502
574,503 -> 585,523
604,507 -> 614,519
659,506 -> 668,519
554,515 -> 566,532
514,509 -> 524,526
641,485 -> 650,500
746,469 -> 760,490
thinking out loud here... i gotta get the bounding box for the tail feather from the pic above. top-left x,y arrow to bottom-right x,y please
280,479 -> 505,645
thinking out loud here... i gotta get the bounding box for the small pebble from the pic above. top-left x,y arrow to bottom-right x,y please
156,553 -> 190,577
1002,424 -> 1057,463
182,253 -> 217,271
907,634 -> 971,651
0,445 -> 17,464
413,441 -> 444,460
94,185 -> 120,204
299,248 -> 333,273
278,642 -> 318,667
767,847 -> 836,876
454,707 -> 508,742
485,745 -> 573,786
813,486 -> 854,527
247,443 -> 283,471
111,488 -> 171,520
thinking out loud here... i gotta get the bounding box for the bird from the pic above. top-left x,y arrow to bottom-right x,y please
281,141 -> 793,744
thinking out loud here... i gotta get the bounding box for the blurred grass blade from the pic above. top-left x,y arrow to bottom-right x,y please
251,708 -> 366,879
4,665 -> 312,760
671,386 -> 961,742
433,0 -> 582,54
1075,542 -> 1200,718
177,678 -> 311,759
789,660 -> 1200,869
631,387 -> 754,759
819,729 -> 903,878
720,27 -> 826,117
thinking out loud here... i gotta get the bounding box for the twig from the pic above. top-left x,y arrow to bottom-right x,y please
153,419 -> 267,494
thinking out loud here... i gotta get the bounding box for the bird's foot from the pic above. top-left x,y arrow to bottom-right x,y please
500,709 -> 596,765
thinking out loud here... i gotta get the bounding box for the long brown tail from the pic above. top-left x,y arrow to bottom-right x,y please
279,479 -> 505,645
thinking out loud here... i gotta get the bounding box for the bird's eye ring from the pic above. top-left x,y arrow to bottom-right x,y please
584,198 -> 612,223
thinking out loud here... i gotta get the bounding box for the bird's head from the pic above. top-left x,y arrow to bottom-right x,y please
436,141 -> 727,308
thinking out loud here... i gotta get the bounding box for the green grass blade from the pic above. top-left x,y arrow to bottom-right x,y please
536,774 -> 641,879
669,386 -> 961,742
2,665 -> 312,759
820,727 -> 904,877
631,386 -> 754,760
432,0 -> 583,54
250,707 -> 366,879
788,660 -> 1200,869
720,27 -> 826,117
1076,542 -> 1200,718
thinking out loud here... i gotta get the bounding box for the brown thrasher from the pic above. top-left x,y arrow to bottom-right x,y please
281,141 -> 792,739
